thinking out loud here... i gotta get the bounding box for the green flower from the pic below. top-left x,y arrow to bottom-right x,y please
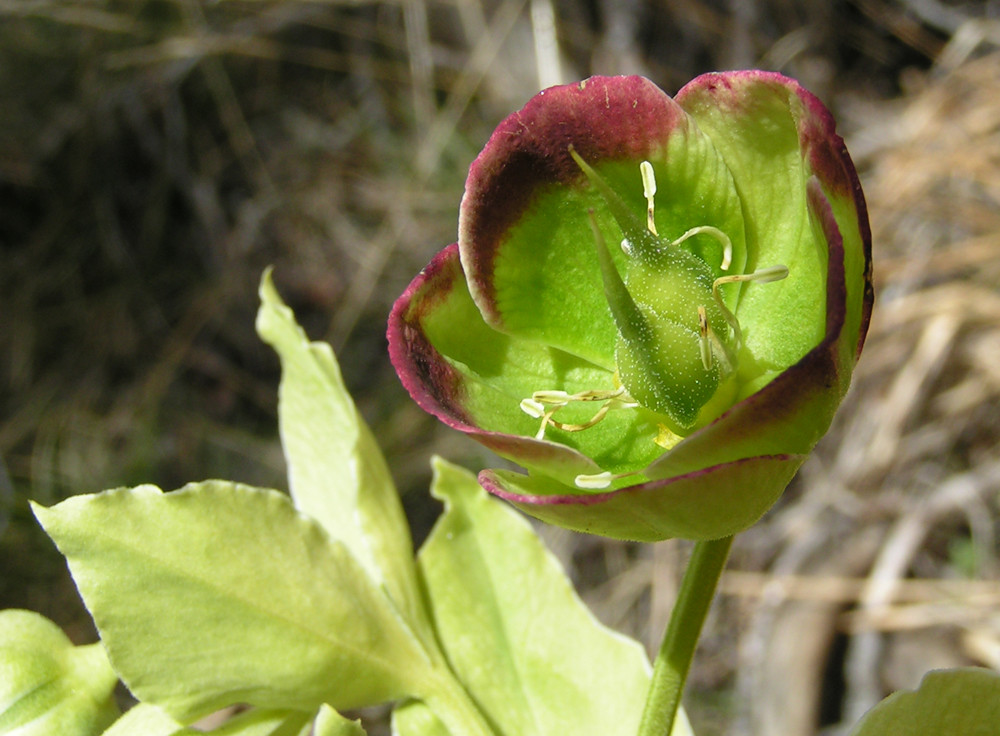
389,72 -> 872,541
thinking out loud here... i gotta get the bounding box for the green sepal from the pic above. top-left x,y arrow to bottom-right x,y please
460,77 -> 746,370
483,453 -> 806,542
390,246 -> 669,480
0,609 -> 119,736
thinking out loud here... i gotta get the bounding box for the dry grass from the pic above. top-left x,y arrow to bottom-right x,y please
2,2 -> 999,734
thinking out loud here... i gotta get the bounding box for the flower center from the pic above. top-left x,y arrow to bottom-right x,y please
520,152 -> 789,488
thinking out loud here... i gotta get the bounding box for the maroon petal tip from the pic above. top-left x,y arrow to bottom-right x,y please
459,75 -> 688,323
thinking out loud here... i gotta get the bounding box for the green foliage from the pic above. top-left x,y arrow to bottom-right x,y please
0,609 -> 118,736
849,669 -> 1000,736
98,704 -> 184,736
19,274 -> 680,736
5,272 -> 997,736
418,458 -> 664,736
255,268 -> 431,645
32,481 -> 430,722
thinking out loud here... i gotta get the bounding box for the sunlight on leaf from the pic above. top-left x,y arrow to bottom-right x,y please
256,270 -> 427,636
314,705 -> 367,736
0,609 -> 118,736
392,700 -> 451,736
416,458 -> 693,736
100,703 -> 183,736
848,668 -> 1000,736
32,483 -> 432,722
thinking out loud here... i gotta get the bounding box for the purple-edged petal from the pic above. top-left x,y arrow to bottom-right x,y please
388,244 -> 669,485
481,454 -> 806,542
459,75 -> 746,367
676,71 -> 872,372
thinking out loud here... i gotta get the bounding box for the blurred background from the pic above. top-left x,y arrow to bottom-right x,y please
2,1 -> 999,734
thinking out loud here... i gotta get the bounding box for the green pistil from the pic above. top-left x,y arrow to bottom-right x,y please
518,151 -> 789,462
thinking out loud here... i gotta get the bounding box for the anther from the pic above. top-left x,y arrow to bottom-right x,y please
520,386 -> 637,440
519,398 -> 550,419
697,305 -> 712,370
573,469 -> 641,490
640,161 -> 658,235
575,471 -> 614,490
655,424 -> 684,450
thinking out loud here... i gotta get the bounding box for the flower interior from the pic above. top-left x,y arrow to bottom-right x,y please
518,149 -> 789,488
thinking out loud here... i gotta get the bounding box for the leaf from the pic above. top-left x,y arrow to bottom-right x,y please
179,709 -> 311,736
415,458 -> 657,736
255,270 -> 426,635
848,668 -> 1000,736
32,482 -> 432,722
313,705 -> 367,736
391,701 -> 451,736
0,609 -> 119,736
104,705 -> 355,736
101,704 -> 184,736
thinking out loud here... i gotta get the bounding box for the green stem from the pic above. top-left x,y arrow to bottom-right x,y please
638,535 -> 734,736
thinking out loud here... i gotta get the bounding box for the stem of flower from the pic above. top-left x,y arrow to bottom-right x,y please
637,535 -> 734,736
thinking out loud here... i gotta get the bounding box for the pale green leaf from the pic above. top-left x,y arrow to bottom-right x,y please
391,701 -> 451,736
179,709 -> 311,736
848,668 -> 1000,736
255,271 -> 425,635
101,704 -> 184,736
0,609 -> 118,736
416,458 -> 656,736
32,482 -> 432,722
313,705 -> 367,736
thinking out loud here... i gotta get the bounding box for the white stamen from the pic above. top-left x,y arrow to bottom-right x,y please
640,160 -> 658,235
535,413 -> 555,440
531,389 -> 571,404
519,398 -> 547,418
671,225 -> 733,270
746,264 -> 789,283
575,471 -> 613,489
521,386 -> 635,440
574,468 -> 642,490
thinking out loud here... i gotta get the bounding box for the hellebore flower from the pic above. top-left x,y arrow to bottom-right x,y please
388,72 -> 872,541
